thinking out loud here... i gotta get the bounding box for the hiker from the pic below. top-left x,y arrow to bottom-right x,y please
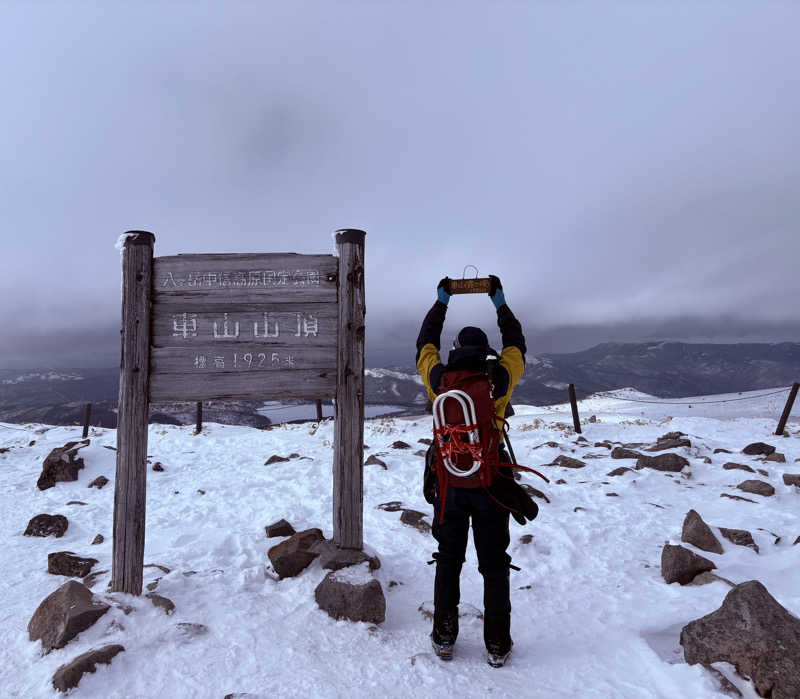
416,275 -> 538,667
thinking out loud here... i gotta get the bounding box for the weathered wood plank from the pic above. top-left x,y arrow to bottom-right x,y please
333,230 -> 366,550
150,344 -> 337,374
152,254 -> 338,304
151,305 -> 337,348
149,367 -> 336,402
112,231 -> 154,596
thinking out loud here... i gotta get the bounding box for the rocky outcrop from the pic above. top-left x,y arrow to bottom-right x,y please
48,552 -> 98,578
680,580 -> 800,698
25,514 -> 68,538
764,452 -> 786,463
646,432 -> 691,451
315,565 -> 385,623
267,528 -> 324,579
611,447 -> 642,460
723,462 -> 755,473
52,644 -> 124,693
28,581 -> 110,654
661,544 -> 716,585
782,474 -> 800,487
742,442 -> 775,456
719,528 -> 759,553
681,510 -> 723,554
37,440 -> 89,490
607,466 -> 634,477
636,453 -> 689,472
736,480 -> 775,497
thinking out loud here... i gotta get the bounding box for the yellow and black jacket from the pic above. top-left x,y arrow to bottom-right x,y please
415,300 -> 526,428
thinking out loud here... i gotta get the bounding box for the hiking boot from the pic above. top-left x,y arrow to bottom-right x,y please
431,608 -> 458,661
430,633 -> 454,661
487,642 -> 513,668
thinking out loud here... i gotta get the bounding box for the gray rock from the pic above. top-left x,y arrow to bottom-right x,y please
25,514 -> 68,538
28,580 -> 110,654
52,644 -> 124,693
311,539 -> 381,571
37,440 -> 89,490
637,453 -> 689,472
519,534 -> 533,544
265,455 -> 290,465
267,528 -> 324,579
146,593 -> 175,615
756,468 -> 770,477
736,480 -> 775,497
680,580 -> 800,698
550,455 -> 586,469
88,476 -> 109,489
661,544 -> 716,585
376,501 -> 403,512
418,438 -> 432,445
391,440 -> 411,449
681,510 -> 723,554
721,493 -> 757,504
399,509 -> 431,533
723,462 -> 755,473
764,452 -> 786,463
265,519 -> 296,538
595,441 -> 612,449
742,442 -> 776,456
152,462 -> 165,472
607,466 -> 634,477
647,437 -> 692,451
66,501 -> 87,506
364,455 -> 387,469
315,569 -> 386,623
794,536 -> 800,546
611,447 -> 642,460
783,474 -> 800,487
91,534 -> 104,545
48,552 -> 98,578
719,527 -> 759,553
714,448 -> 732,454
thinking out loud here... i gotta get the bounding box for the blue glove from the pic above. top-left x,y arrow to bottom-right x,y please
437,278 -> 451,305
488,275 -> 506,309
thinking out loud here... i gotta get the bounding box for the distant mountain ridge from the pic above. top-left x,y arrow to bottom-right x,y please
1,341 -> 798,425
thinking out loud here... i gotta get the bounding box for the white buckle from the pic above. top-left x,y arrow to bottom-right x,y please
432,390 -> 482,477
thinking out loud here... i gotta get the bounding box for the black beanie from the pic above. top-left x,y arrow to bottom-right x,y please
454,326 -> 489,349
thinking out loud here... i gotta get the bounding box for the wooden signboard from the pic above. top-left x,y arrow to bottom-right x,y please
449,277 -> 490,294
113,231 -> 366,595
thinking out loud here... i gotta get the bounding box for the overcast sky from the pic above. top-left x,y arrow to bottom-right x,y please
1,1 -> 798,369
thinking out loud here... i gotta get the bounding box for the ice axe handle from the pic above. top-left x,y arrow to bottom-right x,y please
449,278 -> 491,294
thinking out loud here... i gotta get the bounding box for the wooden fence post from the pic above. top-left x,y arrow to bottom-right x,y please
195,402 -> 203,434
112,231 -> 154,595
316,399 -> 323,421
776,382 -> 799,436
82,403 -> 92,439
333,229 -> 366,550
568,383 -> 582,434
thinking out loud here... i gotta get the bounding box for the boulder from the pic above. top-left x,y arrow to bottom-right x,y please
391,440 -> 411,449
314,566 -> 385,623
364,455 -> 387,469
25,514 -> 68,538
783,474 -> 800,487
87,476 -> 108,489
607,466 -> 634,477
723,462 -> 755,473
719,527 -> 759,553
52,644 -> 124,693
48,552 -> 98,578
680,580 -> 800,698
267,528 -> 324,579
37,440 -> 89,490
764,452 -> 786,463
611,447 -> 642,460
647,437 -> 692,451
636,453 -> 689,472
265,455 -> 290,465
661,544 -> 716,585
550,455 -> 586,469
736,480 -> 775,497
742,442 -> 776,456
146,593 -> 175,615
265,519 -> 296,538
681,510 -> 723,554
311,539 -> 381,571
28,580 -> 110,653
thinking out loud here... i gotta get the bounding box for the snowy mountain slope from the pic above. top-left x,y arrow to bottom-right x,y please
1,394 -> 799,698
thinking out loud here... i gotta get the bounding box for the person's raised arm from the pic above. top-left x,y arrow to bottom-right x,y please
416,278 -> 451,399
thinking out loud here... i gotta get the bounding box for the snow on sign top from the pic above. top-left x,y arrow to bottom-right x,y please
148,252 -> 339,403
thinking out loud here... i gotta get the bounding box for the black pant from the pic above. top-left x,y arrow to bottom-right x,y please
432,486 -> 511,649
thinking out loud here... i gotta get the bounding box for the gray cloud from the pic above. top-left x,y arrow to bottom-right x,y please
1,1 -> 798,369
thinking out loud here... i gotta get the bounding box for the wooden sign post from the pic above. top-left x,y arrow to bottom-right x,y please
113,229 -> 366,595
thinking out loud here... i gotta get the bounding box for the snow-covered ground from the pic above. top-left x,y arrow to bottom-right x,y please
1,389 -> 799,698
